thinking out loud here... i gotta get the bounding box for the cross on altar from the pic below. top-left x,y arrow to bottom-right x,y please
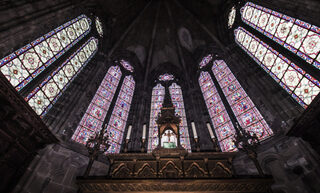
164,130 -> 174,142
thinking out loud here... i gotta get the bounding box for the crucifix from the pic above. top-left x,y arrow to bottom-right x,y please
164,130 -> 173,142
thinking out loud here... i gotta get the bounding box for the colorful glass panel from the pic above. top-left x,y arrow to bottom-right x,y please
241,2 -> 320,70
148,84 -> 165,152
26,38 -> 98,117
169,83 -> 191,151
235,27 -> 320,108
158,73 -> 175,81
199,71 -> 237,152
120,59 -> 134,72
105,76 -> 135,153
72,65 -> 122,145
0,15 -> 91,91
212,60 -> 273,140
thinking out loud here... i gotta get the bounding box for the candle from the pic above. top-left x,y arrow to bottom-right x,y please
126,125 -> 132,140
142,124 -> 146,139
206,123 -> 215,139
191,122 -> 198,139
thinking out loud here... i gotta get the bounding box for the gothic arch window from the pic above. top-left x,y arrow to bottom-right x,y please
26,38 -> 98,117
72,60 -> 135,154
199,71 -> 236,152
235,27 -> 320,108
95,17 -> 103,37
198,58 -> 273,152
240,2 -> 320,70
106,75 -> 135,153
147,74 -> 191,152
72,65 -> 121,144
147,83 -> 165,152
0,14 -> 91,91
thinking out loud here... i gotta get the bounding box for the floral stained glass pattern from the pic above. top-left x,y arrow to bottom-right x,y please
0,15 -> 91,91
26,38 -> 98,117
241,2 -> 320,70
199,71 -> 237,152
106,76 -> 135,153
72,65 -> 122,145
235,27 -> 320,108
148,84 -> 165,152
212,60 -> 273,140
169,83 -> 191,152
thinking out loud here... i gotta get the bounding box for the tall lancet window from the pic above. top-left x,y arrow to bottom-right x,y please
169,83 -> 191,151
199,71 -> 237,152
106,75 -> 135,153
72,65 -> 122,144
147,74 -> 191,152
235,27 -> 320,108
0,14 -> 91,91
147,83 -> 165,152
199,57 -> 273,152
240,2 -> 320,70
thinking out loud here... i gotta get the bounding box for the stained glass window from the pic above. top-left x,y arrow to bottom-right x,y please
120,59 -> 134,72
169,83 -> 191,151
241,2 -> 320,70
212,60 -> 273,141
228,6 -> 236,29
26,37 -> 98,117
199,71 -> 237,152
199,54 -> 213,69
105,75 -> 135,153
95,17 -> 103,37
0,15 -> 91,91
158,73 -> 175,81
147,84 -> 165,152
235,27 -> 320,108
147,83 -> 191,152
72,65 -> 122,144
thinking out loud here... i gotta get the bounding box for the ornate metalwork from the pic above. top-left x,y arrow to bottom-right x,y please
84,123 -> 110,177
233,122 -> 264,176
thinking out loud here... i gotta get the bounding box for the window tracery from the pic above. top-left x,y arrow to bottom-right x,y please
235,27 -> 320,108
26,38 -> 98,117
199,59 -> 273,152
0,15 -> 91,91
72,65 -> 122,144
241,2 -> 320,70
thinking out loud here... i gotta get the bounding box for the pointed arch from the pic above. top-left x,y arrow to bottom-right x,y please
0,14 -> 91,91
72,65 -> 122,144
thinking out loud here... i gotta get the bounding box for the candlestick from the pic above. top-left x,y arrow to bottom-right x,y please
191,122 -> 198,139
126,125 -> 132,140
206,123 -> 215,139
142,124 -> 146,139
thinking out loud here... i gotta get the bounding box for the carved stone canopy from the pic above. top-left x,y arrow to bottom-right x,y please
156,86 -> 181,148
